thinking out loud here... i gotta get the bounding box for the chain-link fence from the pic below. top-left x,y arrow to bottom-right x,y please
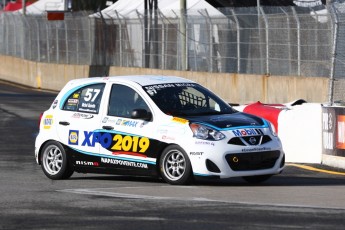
330,2 -> 345,104
0,5 -> 342,102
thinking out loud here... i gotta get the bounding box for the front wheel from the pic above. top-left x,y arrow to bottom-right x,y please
40,141 -> 74,180
159,145 -> 193,185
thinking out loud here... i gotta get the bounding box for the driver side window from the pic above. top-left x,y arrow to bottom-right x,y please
108,84 -> 150,118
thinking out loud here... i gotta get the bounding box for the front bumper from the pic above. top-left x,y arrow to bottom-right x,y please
184,137 -> 285,179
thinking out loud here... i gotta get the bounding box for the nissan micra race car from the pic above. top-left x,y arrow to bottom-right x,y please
35,75 -> 285,185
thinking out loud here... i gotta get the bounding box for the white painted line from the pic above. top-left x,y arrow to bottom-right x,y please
58,187 -> 345,210
59,188 -> 214,202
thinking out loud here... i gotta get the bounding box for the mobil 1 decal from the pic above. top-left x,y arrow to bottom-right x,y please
81,131 -> 167,158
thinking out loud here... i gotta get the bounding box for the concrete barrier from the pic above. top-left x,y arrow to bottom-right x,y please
0,54 -> 329,104
0,55 -> 89,91
109,66 -> 330,104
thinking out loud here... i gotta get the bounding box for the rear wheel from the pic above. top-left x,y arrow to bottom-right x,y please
242,175 -> 272,184
159,145 -> 193,185
40,141 -> 74,180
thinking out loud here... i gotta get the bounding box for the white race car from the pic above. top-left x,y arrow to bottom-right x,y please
35,75 -> 285,185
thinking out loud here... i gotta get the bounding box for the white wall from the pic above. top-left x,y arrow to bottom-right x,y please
235,103 -> 323,163
278,103 -> 322,163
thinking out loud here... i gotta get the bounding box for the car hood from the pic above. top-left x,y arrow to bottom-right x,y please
184,112 -> 265,129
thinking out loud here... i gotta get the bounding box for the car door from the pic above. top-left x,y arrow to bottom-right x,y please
99,83 -> 161,170
55,83 -> 106,162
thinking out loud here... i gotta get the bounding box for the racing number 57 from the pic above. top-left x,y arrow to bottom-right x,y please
84,88 -> 101,102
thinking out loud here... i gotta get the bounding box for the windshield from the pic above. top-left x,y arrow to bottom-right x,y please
143,83 -> 236,116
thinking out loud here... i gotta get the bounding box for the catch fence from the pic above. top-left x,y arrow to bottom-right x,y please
0,5 -> 344,103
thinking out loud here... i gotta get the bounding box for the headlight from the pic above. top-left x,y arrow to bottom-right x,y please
268,121 -> 278,137
189,123 -> 225,141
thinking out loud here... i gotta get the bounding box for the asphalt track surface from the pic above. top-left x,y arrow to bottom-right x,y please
0,80 -> 345,229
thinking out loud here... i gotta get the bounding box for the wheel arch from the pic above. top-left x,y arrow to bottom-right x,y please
37,140 -> 71,165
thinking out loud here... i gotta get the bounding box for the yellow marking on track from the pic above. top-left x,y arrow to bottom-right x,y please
287,163 -> 345,176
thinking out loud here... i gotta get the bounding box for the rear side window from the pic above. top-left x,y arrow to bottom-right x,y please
63,83 -> 105,114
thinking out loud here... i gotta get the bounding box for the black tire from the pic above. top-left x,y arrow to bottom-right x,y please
40,141 -> 74,180
242,175 -> 272,184
159,145 -> 193,185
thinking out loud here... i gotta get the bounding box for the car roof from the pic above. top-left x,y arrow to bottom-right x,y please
67,75 -> 195,87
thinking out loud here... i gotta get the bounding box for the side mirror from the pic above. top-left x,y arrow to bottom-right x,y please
131,109 -> 152,121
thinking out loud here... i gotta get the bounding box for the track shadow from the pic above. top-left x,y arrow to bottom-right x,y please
67,168 -> 345,187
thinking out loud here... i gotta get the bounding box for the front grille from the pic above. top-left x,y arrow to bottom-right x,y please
225,151 -> 280,171
228,135 -> 272,146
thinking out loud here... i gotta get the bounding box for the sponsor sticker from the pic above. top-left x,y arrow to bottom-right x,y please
72,113 -> 94,119
190,152 -> 203,156
101,157 -> 148,169
43,115 -> 53,129
172,117 -> 188,124
75,161 -> 99,166
68,99 -> 79,104
52,100 -> 58,109
293,0 -> 322,7
72,93 -> 80,99
232,128 -> 262,137
336,115 -> 345,149
144,83 -> 196,95
162,135 -> 175,141
116,119 -> 139,127
78,107 -> 97,113
195,141 -> 215,146
103,118 -> 143,127
68,130 -> 79,145
81,132 -> 150,153
241,147 -> 271,152
323,112 -> 334,150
